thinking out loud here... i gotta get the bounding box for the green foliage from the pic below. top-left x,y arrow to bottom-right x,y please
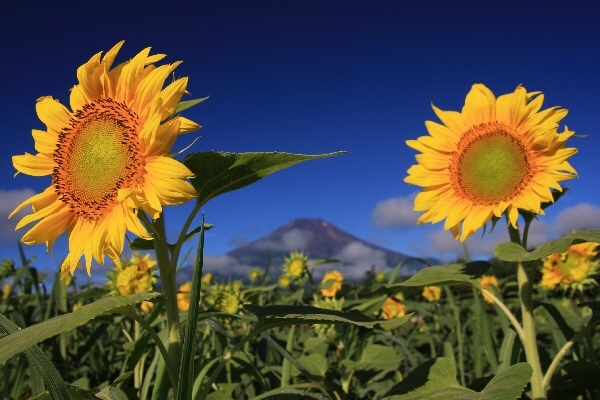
0,292 -> 162,364
183,151 -> 345,207
382,358 -> 531,400
494,229 -> 600,261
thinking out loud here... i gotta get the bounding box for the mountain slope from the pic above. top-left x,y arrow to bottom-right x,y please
216,218 -> 428,279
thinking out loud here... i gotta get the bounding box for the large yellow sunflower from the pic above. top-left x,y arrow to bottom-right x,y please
10,41 -> 199,276
540,241 -> 599,292
405,84 -> 577,241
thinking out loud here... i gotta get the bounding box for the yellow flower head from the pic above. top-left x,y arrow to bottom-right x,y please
177,281 -> 192,311
381,298 -> 405,319
10,41 -> 200,278
248,268 -> 262,283
283,251 -> 308,279
312,294 -> 344,338
405,84 -> 577,241
115,265 -> 152,296
479,275 -> 500,304
2,284 -> 10,300
375,271 -> 388,283
278,274 -> 292,288
540,241 -> 599,293
320,270 -> 343,297
202,273 -> 213,285
130,252 -> 157,273
422,286 -> 442,302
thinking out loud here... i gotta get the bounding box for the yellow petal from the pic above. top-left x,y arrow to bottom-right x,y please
13,153 -> 55,176
35,97 -> 71,134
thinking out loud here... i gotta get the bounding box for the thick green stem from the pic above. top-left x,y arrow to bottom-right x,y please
508,220 -> 545,398
517,262 -> 545,399
150,214 -> 182,394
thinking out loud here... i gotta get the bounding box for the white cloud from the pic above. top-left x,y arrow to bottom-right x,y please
201,255 -> 254,276
254,228 -> 313,252
552,203 -> 600,234
372,193 -> 420,227
425,225 -> 511,262
327,241 -> 388,279
0,188 -> 36,245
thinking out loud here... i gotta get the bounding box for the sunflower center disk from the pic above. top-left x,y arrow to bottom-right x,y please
53,99 -> 144,219
454,125 -> 531,205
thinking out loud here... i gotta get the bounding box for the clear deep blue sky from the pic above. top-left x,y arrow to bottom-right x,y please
1,2 -> 599,280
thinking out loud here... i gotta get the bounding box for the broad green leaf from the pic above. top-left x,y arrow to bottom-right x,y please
29,387 -> 98,400
244,304 -> 412,331
383,358 -> 531,400
375,262 -> 490,294
183,151 -> 345,207
0,312 -> 71,400
467,363 -> 531,400
382,357 -> 475,399
174,96 -> 209,114
0,292 -> 161,364
494,229 -> 600,261
291,353 -> 329,377
342,344 -> 402,371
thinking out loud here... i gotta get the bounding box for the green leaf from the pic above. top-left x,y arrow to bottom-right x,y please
177,217 -> 206,400
383,358 -> 531,400
0,312 -> 71,400
183,151 -> 345,207
494,229 -> 600,261
382,357 -> 475,399
341,344 -> 402,371
291,353 -> 329,377
548,361 -> 600,398
29,386 -> 98,400
174,96 -> 209,114
375,262 -> 490,295
0,292 -> 161,364
244,304 -> 412,331
468,363 -> 531,400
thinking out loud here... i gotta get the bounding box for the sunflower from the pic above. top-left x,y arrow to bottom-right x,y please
114,265 -> 153,296
10,41 -> 200,277
283,251 -> 308,279
479,275 -> 500,304
422,286 -> 442,302
381,298 -> 405,319
540,241 -> 599,293
405,84 -> 577,241
320,270 -> 343,297
248,268 -> 262,283
130,252 -> 157,273
177,281 -> 192,311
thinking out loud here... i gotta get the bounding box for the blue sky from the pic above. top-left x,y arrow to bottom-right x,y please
1,2 -> 600,281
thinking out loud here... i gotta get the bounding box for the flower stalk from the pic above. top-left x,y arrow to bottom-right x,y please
150,214 -> 182,392
508,222 -> 545,399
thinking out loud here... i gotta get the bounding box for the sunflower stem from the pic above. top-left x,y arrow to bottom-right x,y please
508,221 -> 545,399
517,262 -> 545,399
151,214 -> 182,395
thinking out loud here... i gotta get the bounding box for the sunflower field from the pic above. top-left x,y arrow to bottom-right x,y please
1,42 -> 600,400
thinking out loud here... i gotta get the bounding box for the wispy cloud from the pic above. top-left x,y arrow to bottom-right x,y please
372,193 -> 420,227
552,203 -> 600,234
0,188 -> 36,245
328,241 -> 388,279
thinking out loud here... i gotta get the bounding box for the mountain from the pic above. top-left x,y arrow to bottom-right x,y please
200,218 -> 431,280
